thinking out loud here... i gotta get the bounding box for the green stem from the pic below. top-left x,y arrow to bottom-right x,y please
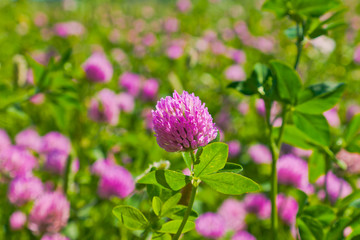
267,103 -> 290,240
63,155 -> 73,195
294,22 -> 304,70
268,19 -> 304,239
276,105 -> 289,147
270,144 -> 279,240
324,155 -> 331,203
173,183 -> 198,240
266,100 -> 278,240
190,151 -> 196,171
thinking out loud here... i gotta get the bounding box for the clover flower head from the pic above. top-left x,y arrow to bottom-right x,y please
44,151 -> 68,175
117,92 -> 135,113
152,90 -> 217,152
248,144 -> 272,164
82,53 -> 113,83
29,191 -> 70,234
277,194 -> 298,225
224,65 -> 246,81
228,140 -> 241,157
97,165 -> 135,199
88,89 -> 120,125
218,198 -> 247,232
0,129 -> 11,151
15,128 -> 42,152
323,107 -> 340,127
244,193 -> 271,219
119,72 -> 141,96
177,0 -> 191,12
0,146 -> 37,178
196,212 -> 226,239
277,154 -> 312,193
54,21 -> 85,38
40,132 -> 71,155
91,158 -> 115,177
10,211 -> 26,231
142,78 -> 159,100
316,171 -> 352,203
8,175 -> 44,206
164,17 -> 178,33
91,159 -> 135,199
166,44 -> 184,59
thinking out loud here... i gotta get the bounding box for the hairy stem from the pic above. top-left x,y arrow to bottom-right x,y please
173,181 -> 198,240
